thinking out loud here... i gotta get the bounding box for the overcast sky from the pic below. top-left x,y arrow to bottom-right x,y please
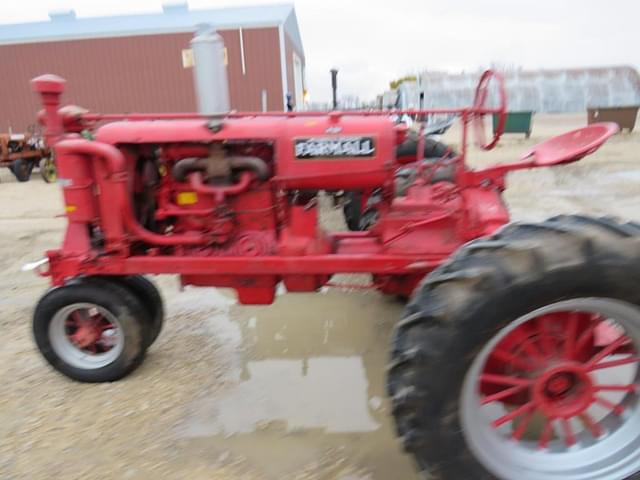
1,0 -> 638,102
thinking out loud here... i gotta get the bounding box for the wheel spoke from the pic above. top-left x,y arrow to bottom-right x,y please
580,412 -> 603,438
510,329 -> 546,363
481,383 -> 529,405
511,410 -> 536,442
595,384 -> 638,393
595,396 -> 625,416
586,336 -> 630,370
538,418 -> 554,449
70,310 -> 85,324
480,373 -> 532,387
575,317 -> 601,353
492,402 -> 535,428
561,418 -> 576,447
564,312 -> 580,359
590,356 -> 639,371
490,348 -> 535,371
538,315 -> 556,358
99,321 -> 115,332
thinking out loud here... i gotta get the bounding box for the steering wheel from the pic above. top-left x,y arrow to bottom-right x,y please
472,70 -> 507,151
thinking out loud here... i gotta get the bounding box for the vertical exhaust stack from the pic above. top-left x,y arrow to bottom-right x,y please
31,74 -> 66,145
330,68 -> 339,110
191,24 -> 230,115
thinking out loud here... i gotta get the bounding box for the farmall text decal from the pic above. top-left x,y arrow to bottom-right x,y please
295,137 -> 376,159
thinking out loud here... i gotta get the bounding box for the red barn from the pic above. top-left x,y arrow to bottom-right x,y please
0,3 -> 306,131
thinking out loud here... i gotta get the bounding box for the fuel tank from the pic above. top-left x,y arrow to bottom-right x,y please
275,114 -> 396,190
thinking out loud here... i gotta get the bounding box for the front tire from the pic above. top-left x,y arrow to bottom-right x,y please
109,275 -> 164,347
39,156 -> 57,183
388,215 -> 640,480
33,281 -> 149,382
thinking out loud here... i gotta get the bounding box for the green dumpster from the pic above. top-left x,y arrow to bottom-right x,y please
492,111 -> 534,138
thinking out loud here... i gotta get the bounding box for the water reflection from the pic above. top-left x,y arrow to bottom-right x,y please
175,289 -> 417,480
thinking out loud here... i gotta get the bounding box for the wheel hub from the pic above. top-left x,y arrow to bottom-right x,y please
64,307 -> 118,354
534,364 -> 594,419
545,372 -> 574,396
71,320 -> 101,348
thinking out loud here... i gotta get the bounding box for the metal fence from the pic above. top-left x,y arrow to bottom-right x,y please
383,66 -> 640,113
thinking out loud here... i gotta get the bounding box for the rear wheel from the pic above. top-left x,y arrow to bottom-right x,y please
33,281 -> 149,382
11,158 -> 33,182
395,136 -> 455,161
343,191 -> 364,231
388,215 -> 640,479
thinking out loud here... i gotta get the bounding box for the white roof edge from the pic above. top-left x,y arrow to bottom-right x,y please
0,22 -> 282,46
0,3 -> 303,56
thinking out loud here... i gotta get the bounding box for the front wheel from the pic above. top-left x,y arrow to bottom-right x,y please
107,275 -> 164,347
39,156 -> 57,183
388,215 -> 640,480
33,281 -> 149,382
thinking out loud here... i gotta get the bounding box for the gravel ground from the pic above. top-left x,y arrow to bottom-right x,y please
1,113 -> 639,479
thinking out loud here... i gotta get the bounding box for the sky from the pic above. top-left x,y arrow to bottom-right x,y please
1,0 -> 639,103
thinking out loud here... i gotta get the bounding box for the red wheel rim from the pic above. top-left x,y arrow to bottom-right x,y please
480,310 -> 637,448
64,307 -> 119,354
49,302 -> 124,370
461,298 -> 640,479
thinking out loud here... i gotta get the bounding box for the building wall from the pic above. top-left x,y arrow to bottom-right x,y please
0,27 -> 284,131
222,27 -> 284,112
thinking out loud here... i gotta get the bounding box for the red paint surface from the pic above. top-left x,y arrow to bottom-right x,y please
30,71 -> 616,303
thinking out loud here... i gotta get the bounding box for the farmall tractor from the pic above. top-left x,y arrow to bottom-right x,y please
28,72 -> 640,480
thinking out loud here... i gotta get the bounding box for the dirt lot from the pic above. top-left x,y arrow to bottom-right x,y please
0,114 -> 639,480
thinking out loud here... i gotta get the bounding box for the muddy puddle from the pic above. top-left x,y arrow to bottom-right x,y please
172,286 -> 417,480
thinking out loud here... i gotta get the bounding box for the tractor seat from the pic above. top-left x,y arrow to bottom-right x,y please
522,122 -> 619,167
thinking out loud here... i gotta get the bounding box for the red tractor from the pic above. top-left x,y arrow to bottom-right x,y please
29,72 -> 640,480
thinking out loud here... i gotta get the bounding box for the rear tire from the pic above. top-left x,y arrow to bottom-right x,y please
11,158 -> 33,182
343,191 -> 363,231
33,281 -> 149,382
388,215 -> 640,480
395,136 -> 455,160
